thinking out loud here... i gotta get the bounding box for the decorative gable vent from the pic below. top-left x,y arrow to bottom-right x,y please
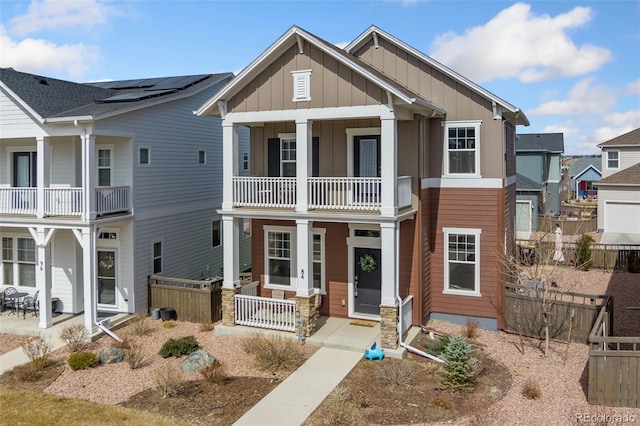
291,69 -> 311,102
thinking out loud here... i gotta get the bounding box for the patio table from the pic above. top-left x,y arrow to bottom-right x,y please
4,292 -> 28,315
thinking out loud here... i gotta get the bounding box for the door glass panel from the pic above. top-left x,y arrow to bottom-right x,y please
358,139 -> 378,177
98,251 -> 116,305
14,153 -> 36,187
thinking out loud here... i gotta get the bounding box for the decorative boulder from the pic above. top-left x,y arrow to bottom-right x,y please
179,349 -> 217,373
98,347 -> 125,364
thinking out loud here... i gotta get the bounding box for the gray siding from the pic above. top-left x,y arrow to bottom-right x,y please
517,154 -> 544,184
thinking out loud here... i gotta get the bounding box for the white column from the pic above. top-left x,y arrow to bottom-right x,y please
295,219 -> 314,297
222,122 -> 238,211
36,137 -> 50,218
295,119 -> 312,213
35,226 -> 53,328
380,117 -> 397,216
222,216 -> 240,289
82,227 -> 96,332
81,134 -> 96,220
380,222 -> 398,306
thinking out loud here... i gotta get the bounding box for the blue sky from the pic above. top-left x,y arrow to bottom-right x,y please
1,0 -> 638,154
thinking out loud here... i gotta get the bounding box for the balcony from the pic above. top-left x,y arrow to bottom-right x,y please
0,186 -> 131,217
231,176 -> 412,212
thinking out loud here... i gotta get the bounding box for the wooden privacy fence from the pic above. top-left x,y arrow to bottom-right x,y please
588,296 -> 640,408
503,284 -> 606,344
148,275 -> 222,323
538,216 -> 597,235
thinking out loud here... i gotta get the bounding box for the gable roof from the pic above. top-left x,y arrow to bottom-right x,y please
1,67 -> 232,123
566,156 -> 601,177
597,128 -> 640,148
345,25 -> 529,126
516,133 -> 564,153
516,173 -> 543,191
596,162 -> 640,186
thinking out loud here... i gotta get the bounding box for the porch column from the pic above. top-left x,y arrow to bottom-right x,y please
295,219 -> 314,297
222,122 -> 238,211
380,221 -> 400,348
222,216 -> 240,289
380,117 -> 397,216
33,227 -> 53,328
81,134 -> 96,220
82,227 -> 97,332
36,136 -> 50,219
295,119 -> 312,213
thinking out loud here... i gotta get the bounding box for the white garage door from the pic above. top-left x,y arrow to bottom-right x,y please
516,201 -> 532,233
605,202 -> 640,234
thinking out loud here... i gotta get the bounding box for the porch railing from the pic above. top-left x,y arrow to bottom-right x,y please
96,186 -> 130,215
0,188 -> 36,215
234,294 -> 297,332
308,177 -> 381,211
240,281 -> 259,296
45,188 -> 83,216
233,177 -> 296,208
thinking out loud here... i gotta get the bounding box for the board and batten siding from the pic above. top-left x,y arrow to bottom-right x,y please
49,138 -> 77,186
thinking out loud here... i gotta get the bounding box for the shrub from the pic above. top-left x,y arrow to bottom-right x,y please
422,335 -> 450,357
154,367 -> 184,398
22,335 -> 52,371
312,386 -> 365,426
129,314 -> 152,336
464,318 -> 480,339
127,343 -> 146,370
11,363 -> 44,382
59,324 -> 88,352
242,334 -> 305,373
68,351 -> 100,371
199,321 -> 215,332
158,335 -> 200,358
440,334 -> 479,391
162,320 -> 176,329
431,391 -> 452,409
376,360 -> 417,386
199,360 -> 227,385
521,378 -> 542,399
575,234 -> 594,271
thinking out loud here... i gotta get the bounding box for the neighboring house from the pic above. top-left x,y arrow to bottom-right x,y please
516,133 -> 564,216
197,25 -> 529,349
566,156 -> 601,200
515,174 -> 543,238
595,128 -> 640,239
0,68 -> 251,332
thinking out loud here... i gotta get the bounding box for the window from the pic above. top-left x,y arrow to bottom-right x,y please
243,152 -> 249,170
97,149 -> 112,186
97,250 -> 116,305
443,228 -> 481,296
312,231 -> 325,293
212,220 -> 221,247
152,242 -> 162,274
266,231 -> 292,287
444,121 -> 481,176
291,69 -> 311,102
1,237 -> 35,287
198,150 -> 207,165
139,147 -> 150,165
99,232 -> 117,240
13,152 -> 37,187
281,137 -> 296,177
606,151 -> 619,169
2,237 -> 13,285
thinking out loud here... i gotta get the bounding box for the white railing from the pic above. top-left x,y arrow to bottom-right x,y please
96,186 -> 130,215
233,177 -> 296,208
240,281 -> 259,296
399,295 -> 413,339
309,177 -> 381,211
397,176 -> 412,209
0,188 -> 37,215
234,294 -> 297,332
45,188 -> 83,216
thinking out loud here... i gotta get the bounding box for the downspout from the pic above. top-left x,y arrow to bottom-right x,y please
397,296 -> 445,363
95,318 -> 123,343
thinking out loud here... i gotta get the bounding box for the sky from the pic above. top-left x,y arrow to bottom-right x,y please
1,0 -> 639,155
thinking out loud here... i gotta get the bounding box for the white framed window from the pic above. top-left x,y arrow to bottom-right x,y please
443,121 -> 481,176
99,232 -> 117,240
280,135 -> 296,177
606,151 -> 619,169
243,152 -> 249,170
152,242 -> 162,274
1,237 -> 36,288
138,147 -> 150,165
312,230 -> 326,294
291,69 -> 312,102
443,227 -> 481,297
1,237 -> 14,285
265,227 -> 294,288
212,220 -> 221,247
97,148 -> 112,186
198,150 -> 207,165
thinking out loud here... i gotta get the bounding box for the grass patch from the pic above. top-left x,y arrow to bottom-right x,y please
242,334 -> 306,373
521,378 -> 542,400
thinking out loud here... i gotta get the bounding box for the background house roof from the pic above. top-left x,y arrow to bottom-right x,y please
566,156 -> 601,177
597,127 -> 640,148
516,133 -> 564,153
516,173 -> 543,191
596,163 -> 640,185
1,67 -> 232,121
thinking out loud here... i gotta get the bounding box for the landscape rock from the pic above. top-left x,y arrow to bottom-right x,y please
180,349 -> 217,373
98,347 -> 125,364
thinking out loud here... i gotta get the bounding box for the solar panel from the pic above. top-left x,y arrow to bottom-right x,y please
98,89 -> 175,103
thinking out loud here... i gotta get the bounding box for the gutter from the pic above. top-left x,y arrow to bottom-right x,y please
396,296 -> 445,364
95,318 -> 123,343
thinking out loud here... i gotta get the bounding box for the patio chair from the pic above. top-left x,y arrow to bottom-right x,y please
22,296 -> 38,319
3,287 -> 18,313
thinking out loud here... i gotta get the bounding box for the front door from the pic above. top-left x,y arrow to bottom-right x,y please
97,250 -> 117,308
354,247 -> 381,315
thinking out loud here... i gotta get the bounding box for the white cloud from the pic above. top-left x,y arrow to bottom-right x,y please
627,79 -> 640,95
541,121 -> 580,140
9,0 -> 122,36
528,77 -> 617,115
0,26 -> 99,78
429,3 -> 611,83
602,110 -> 640,127
577,125 -> 638,154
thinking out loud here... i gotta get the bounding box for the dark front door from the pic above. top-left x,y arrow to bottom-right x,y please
13,152 -> 37,187
354,247 -> 381,315
353,135 -> 380,178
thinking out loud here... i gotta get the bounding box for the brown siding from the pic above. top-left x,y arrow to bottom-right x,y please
399,217 -> 423,325
420,188 -> 432,323
427,187 -> 505,322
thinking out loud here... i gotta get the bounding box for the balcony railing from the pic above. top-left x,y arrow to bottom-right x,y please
232,176 -> 413,212
0,186 -> 130,217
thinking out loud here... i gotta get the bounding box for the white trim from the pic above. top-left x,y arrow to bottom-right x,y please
96,145 -> 113,187
606,150 -> 620,170
96,248 -> 118,309
422,177 -> 504,189
312,228 -> 326,295
263,225 -> 297,290
347,223 -> 382,320
442,227 -> 481,297
198,149 -> 207,165
515,200 -> 533,234
138,147 -> 151,166
223,105 -> 394,125
346,127 -> 381,177
443,120 -> 482,177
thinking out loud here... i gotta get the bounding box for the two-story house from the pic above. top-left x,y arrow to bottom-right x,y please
197,26 -> 529,349
0,68 -> 251,332
596,128 -> 640,241
516,133 -> 564,224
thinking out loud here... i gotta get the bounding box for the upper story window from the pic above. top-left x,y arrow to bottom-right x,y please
281,137 -> 297,177
212,220 -> 221,247
443,228 -> 481,297
198,150 -> 207,165
243,152 -> 249,170
139,147 -> 150,165
606,151 -> 619,169
444,121 -> 481,176
97,148 -> 112,186
291,70 -> 312,102
153,241 -> 162,274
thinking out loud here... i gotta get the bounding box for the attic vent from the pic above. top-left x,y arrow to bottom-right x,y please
34,76 -> 48,85
291,69 -> 311,102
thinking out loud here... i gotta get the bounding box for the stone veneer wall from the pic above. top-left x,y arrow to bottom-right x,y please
380,304 -> 399,349
221,287 -> 240,326
293,294 -> 317,337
